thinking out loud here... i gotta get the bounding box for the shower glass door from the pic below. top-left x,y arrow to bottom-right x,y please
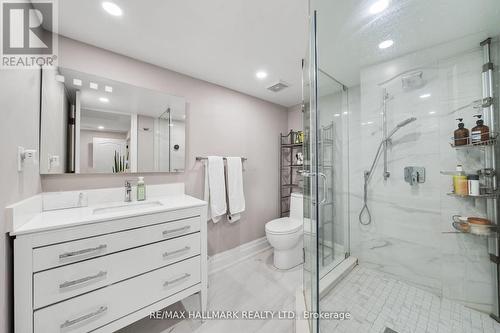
303,10 -> 351,333
310,11 -> 350,281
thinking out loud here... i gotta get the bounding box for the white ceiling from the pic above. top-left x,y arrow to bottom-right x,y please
314,0 -> 500,87
57,0 -> 309,107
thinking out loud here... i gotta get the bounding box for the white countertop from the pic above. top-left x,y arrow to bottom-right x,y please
11,194 -> 207,236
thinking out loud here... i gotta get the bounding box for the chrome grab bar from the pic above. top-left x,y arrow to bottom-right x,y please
162,226 -> 190,236
163,246 -> 191,259
59,271 -> 107,289
59,244 -> 107,260
163,273 -> 191,287
60,305 -> 108,329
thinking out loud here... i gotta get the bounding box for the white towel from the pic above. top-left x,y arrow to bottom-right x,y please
226,157 -> 245,223
204,156 -> 227,223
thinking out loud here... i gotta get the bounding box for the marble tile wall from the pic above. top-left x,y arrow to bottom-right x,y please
349,42 -> 499,312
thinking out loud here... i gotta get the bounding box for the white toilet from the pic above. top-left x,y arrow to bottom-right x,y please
265,193 -> 303,269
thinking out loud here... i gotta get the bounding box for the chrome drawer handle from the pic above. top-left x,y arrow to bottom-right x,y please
163,273 -> 191,287
59,244 -> 107,260
162,226 -> 190,236
60,305 -> 108,329
59,271 -> 107,289
162,246 -> 191,259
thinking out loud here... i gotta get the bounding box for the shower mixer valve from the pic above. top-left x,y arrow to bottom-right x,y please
404,167 -> 425,186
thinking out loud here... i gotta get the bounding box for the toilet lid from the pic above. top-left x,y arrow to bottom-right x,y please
266,217 -> 302,234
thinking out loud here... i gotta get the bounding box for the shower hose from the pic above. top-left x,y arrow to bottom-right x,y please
358,172 -> 372,225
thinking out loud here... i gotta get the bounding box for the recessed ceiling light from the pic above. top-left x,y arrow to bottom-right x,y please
256,71 -> 268,79
99,97 -> 109,103
334,113 -> 340,117
378,39 -> 394,49
73,78 -> 82,86
370,0 -> 389,14
55,75 -> 65,83
98,125 -> 104,130
102,2 -> 122,16
420,93 -> 431,99
105,85 -> 113,93
89,82 -> 98,90
429,111 -> 436,114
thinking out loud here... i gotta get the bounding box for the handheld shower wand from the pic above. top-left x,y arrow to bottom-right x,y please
358,117 -> 417,225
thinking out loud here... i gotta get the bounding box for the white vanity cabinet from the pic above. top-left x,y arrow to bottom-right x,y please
10,194 -> 207,333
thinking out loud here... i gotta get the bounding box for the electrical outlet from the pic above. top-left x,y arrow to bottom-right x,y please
18,147 -> 38,172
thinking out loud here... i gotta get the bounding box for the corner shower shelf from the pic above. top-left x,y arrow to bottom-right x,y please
447,192 -> 500,199
450,132 -> 498,149
451,221 -> 498,237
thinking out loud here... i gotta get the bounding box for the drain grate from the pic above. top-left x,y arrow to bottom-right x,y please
384,328 -> 399,333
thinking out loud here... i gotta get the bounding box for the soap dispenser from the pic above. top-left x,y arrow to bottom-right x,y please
471,115 -> 490,144
454,118 -> 469,146
137,177 -> 146,201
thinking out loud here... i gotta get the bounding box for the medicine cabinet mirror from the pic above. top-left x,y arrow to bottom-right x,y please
39,67 -> 186,174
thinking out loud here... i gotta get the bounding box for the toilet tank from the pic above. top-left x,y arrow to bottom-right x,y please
289,193 -> 303,221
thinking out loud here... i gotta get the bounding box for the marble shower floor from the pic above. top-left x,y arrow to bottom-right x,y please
118,249 -> 301,333
320,265 -> 500,333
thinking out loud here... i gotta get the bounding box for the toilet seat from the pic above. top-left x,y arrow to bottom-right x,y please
265,217 -> 302,235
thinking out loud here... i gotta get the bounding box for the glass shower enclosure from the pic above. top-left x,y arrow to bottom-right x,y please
302,1 -> 500,332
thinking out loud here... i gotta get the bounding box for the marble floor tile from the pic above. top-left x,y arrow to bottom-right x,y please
321,265 -> 500,333
118,249 -> 301,333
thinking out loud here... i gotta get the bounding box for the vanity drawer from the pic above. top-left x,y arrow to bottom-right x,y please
34,256 -> 201,333
33,232 -> 200,309
33,216 -> 200,272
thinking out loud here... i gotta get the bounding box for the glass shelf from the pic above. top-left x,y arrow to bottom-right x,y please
450,132 -> 498,149
447,192 -> 500,199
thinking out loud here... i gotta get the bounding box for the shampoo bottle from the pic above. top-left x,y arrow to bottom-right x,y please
137,177 -> 146,201
453,118 -> 469,146
453,165 -> 468,196
471,115 -> 490,144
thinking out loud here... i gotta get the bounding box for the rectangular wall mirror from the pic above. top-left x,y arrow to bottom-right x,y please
40,68 -> 186,174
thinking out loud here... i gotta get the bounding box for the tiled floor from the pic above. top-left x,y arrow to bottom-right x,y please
320,265 -> 500,333
118,249 -> 301,333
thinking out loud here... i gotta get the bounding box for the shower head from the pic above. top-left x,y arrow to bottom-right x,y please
402,71 -> 426,91
387,117 -> 417,139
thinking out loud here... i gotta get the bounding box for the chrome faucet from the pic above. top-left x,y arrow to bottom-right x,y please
124,180 -> 132,202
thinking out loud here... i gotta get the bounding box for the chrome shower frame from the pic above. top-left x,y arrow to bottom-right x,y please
482,37 -> 500,323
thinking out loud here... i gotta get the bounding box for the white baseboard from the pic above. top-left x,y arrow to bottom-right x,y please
208,237 -> 271,275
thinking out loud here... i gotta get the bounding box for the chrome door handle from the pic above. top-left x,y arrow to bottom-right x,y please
163,273 -> 191,287
59,244 -> 107,260
162,226 -> 190,236
162,246 -> 191,259
59,271 -> 107,289
296,171 -> 328,204
60,305 -> 108,329
318,172 -> 328,204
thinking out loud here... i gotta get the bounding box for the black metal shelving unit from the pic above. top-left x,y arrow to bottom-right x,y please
280,130 -> 303,217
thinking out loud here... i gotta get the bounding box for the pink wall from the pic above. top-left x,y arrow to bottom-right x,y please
287,104 -> 303,131
41,37 -> 288,255
0,70 -> 42,333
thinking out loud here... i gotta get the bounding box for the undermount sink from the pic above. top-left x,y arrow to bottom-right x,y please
92,201 -> 163,215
